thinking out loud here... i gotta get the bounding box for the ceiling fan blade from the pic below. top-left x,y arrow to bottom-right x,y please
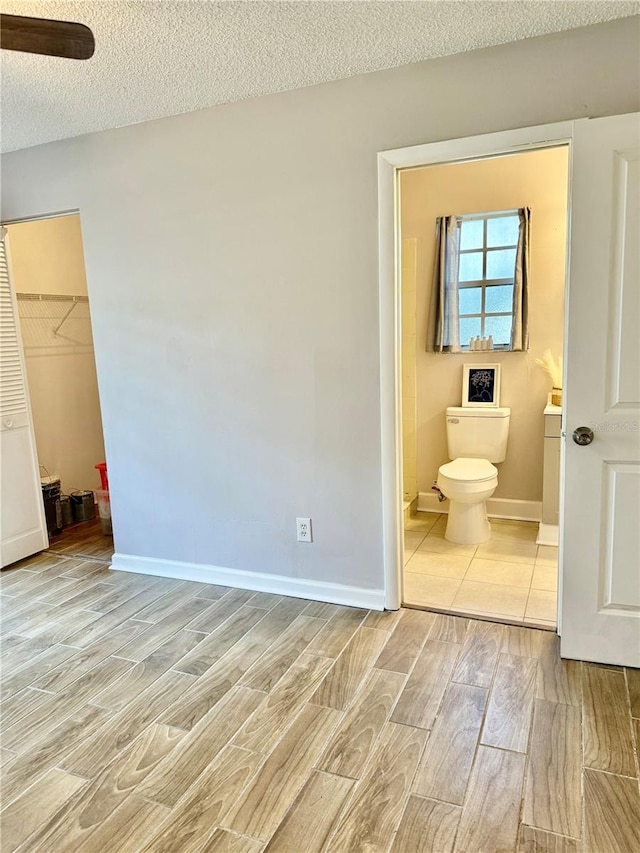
0,14 -> 95,60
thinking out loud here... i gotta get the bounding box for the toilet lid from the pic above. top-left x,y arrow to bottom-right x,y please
439,457 -> 497,483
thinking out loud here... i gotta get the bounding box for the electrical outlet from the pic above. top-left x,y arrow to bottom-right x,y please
296,517 -> 312,542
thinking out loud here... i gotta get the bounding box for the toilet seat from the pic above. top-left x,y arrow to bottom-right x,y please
438,457 -> 497,483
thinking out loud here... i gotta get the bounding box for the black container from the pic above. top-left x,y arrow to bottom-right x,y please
70,491 -> 95,522
41,477 -> 61,537
58,495 -> 74,528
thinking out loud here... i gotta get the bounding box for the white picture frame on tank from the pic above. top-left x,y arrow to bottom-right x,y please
462,363 -> 501,407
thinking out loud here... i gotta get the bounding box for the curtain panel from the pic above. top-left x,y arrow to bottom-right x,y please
511,207 -> 531,351
426,215 -> 461,353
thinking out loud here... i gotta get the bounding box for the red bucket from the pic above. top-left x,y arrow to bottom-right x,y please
95,462 -> 109,491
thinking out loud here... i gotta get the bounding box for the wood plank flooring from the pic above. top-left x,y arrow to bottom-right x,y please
2,550 -> 640,852
44,516 -> 115,563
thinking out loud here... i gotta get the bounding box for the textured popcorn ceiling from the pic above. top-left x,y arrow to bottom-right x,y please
1,1 -> 638,152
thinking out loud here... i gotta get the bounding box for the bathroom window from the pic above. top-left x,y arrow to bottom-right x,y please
458,210 -> 519,350
457,211 -> 519,350
428,208 -> 529,353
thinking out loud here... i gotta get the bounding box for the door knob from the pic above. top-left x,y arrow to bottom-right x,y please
572,426 -> 594,446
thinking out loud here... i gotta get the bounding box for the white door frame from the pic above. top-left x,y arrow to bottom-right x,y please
1,207 -> 109,558
378,121 -> 574,612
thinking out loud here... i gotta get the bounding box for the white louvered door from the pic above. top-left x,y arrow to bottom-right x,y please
0,228 -> 48,567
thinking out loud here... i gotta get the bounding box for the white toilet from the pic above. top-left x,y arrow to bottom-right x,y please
437,406 -> 511,545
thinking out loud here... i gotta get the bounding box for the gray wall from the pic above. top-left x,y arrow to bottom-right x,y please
2,18 -> 639,593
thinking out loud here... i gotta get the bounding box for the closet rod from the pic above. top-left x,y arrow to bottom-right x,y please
16,292 -> 88,303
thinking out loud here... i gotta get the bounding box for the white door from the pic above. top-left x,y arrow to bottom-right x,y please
0,228 -> 48,568
561,113 -> 640,666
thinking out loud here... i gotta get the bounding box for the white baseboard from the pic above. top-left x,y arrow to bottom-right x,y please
417,492 -> 542,523
536,522 -> 559,546
110,553 -> 385,611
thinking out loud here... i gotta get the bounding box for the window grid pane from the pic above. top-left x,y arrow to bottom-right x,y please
486,248 -> 517,280
460,219 -> 483,250
459,286 -> 482,315
485,284 -> 514,314
485,314 -> 513,345
460,316 -> 482,346
459,252 -> 483,282
487,214 -> 519,247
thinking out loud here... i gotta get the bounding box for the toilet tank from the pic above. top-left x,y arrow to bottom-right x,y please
446,406 -> 511,462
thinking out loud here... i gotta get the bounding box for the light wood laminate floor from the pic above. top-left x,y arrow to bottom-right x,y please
45,516 -> 115,564
1,552 -> 639,852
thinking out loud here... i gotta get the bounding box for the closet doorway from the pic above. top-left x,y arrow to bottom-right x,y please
4,213 -> 113,564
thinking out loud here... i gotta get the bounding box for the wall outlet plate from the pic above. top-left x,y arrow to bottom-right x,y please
296,517 -> 312,542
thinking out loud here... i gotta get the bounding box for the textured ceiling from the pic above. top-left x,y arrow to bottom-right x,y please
1,1 -> 638,152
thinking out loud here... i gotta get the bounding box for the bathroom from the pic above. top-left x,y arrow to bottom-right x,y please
400,146 -> 568,628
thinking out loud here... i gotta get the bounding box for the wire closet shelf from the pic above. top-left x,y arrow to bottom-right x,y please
16,292 -> 93,350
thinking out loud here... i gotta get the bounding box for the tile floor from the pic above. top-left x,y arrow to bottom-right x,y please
403,513 -> 558,629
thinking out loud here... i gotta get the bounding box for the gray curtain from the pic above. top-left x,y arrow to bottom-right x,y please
511,207 -> 530,351
427,215 -> 461,353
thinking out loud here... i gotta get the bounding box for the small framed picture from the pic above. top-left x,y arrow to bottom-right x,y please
462,363 -> 501,407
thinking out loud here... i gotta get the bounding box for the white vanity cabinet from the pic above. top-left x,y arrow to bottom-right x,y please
538,402 -> 562,545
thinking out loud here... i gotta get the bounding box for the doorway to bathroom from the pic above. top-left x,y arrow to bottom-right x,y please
1,212 -> 114,568
398,146 -> 569,629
